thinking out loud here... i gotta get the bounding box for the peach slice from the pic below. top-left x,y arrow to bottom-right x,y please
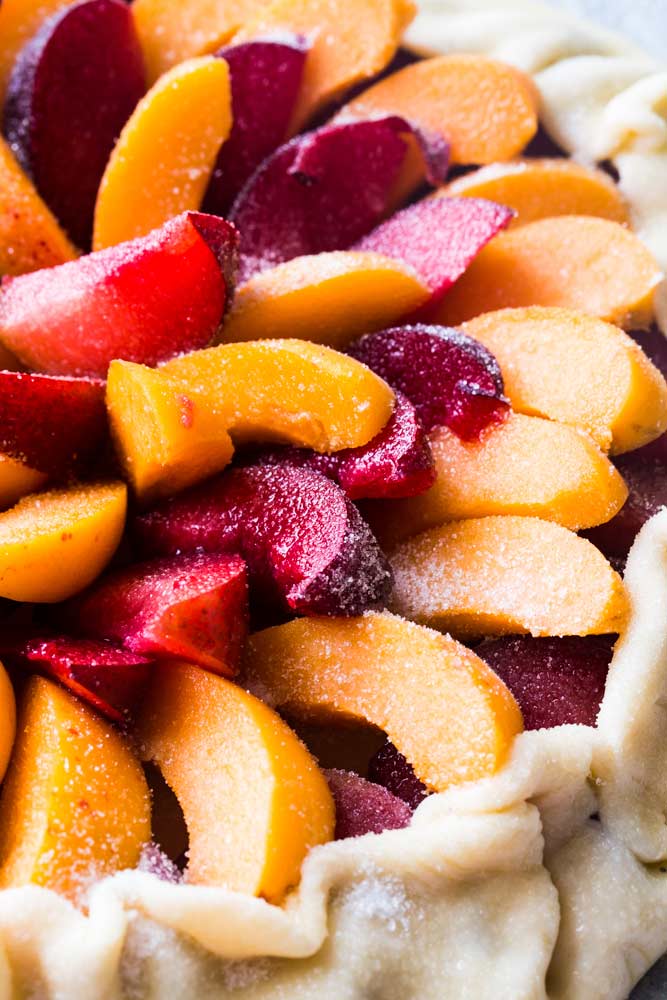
0,456 -> 47,512
339,54 -> 538,165
221,252 -> 430,348
463,307 -> 667,454
0,0 -> 73,105
0,662 -> 16,786
136,662 -> 334,901
93,56 -> 232,250
440,160 -> 630,227
432,216 -> 662,329
0,482 -> 126,602
389,516 -> 629,639
243,611 -> 523,792
0,676 -> 150,904
235,0 -> 414,133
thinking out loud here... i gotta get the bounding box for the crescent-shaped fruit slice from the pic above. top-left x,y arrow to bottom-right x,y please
0,663 -> 16,786
0,456 -> 47,512
0,0 -> 73,104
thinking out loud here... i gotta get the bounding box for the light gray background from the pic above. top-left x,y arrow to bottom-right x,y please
548,0 -> 667,61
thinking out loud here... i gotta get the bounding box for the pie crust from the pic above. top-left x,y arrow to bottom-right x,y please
3,3 -> 667,999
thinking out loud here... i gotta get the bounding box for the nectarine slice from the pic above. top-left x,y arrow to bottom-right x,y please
339,54 -> 538,165
0,676 -> 150,904
243,611 -> 523,791
389,516 -> 629,638
221,252 -> 430,348
463,307 -> 667,453
0,482 -> 127,602
0,0 -> 73,104
0,456 -> 47,512
432,216 -> 662,329
93,57 -> 232,250
0,662 -> 16,786
136,662 -> 334,901
440,159 -> 630,227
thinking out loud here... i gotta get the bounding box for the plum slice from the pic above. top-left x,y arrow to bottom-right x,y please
134,464 -> 393,618
348,325 -> 509,440
4,0 -> 145,249
586,448 -> 667,559
477,635 -> 614,730
0,211 -> 238,377
367,741 -> 428,810
204,35 -> 309,217
229,116 -> 448,281
61,552 -> 248,678
324,769 -> 412,839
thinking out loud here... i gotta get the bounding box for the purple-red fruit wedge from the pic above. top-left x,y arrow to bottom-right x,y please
348,325 -> 509,439
229,116 -> 448,281
134,464 -> 393,618
324,768 -> 412,839
586,449 -> 667,559
367,741 -> 428,809
204,36 -> 308,217
0,212 -> 238,377
477,635 -> 614,729
353,196 -> 514,308
250,392 -> 435,500
3,0 -> 145,249
61,552 -> 248,677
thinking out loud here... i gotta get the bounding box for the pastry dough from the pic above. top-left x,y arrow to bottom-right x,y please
3,4 -> 667,998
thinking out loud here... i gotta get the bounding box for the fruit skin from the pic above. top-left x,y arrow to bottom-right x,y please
134,464 -> 393,619
0,0 -> 74,105
0,212 -> 237,378
0,481 -> 127,603
136,662 -> 334,901
4,0 -> 146,249
324,769 -> 412,839
243,611 -> 523,792
0,662 -> 16,785
368,741 -> 427,810
61,552 -> 248,677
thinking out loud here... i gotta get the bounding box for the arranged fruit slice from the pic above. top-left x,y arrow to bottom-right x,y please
463,308 -> 667,454
234,0 -> 414,132
353,197 -> 514,308
0,662 -> 15,785
243,611 -> 523,791
432,216 -> 662,329
0,456 -> 47,512
0,676 -> 150,904
222,252 -> 430,347
0,481 -> 126,602
347,324 -> 509,439
339,54 -> 537,164
389,516 -> 629,639
134,465 -> 392,618
585,450 -> 667,559
324,769 -> 411,839
0,136 -> 77,275
0,212 -> 237,377
4,0 -> 146,249
368,741 -> 427,809
136,662 -> 334,900
204,36 -> 308,216
440,160 -> 630,227
478,635 -> 614,730
93,57 -> 231,250
62,553 -> 248,677
0,0 -> 73,104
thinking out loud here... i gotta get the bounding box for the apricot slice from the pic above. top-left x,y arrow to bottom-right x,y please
0,663 -> 16,786
0,482 -> 127,602
0,0 -> 73,105
136,662 -> 334,901
0,456 -> 47,512
389,516 -> 629,638
432,216 -> 662,329
93,57 -> 232,250
0,676 -> 150,904
463,308 -> 667,453
243,611 -> 523,792
235,0 -> 414,132
221,252 -> 430,348
0,136 -> 77,275
339,54 -> 538,165
441,160 -> 630,228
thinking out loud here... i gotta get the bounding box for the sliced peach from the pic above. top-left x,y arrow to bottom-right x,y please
440,159 -> 630,227
0,676 -> 150,904
0,456 -> 47,511
235,0 -> 414,132
389,516 -> 629,639
136,662 -> 334,901
243,611 -> 523,792
463,307 -> 667,454
339,55 -> 538,165
0,663 -> 16,785
0,137 -> 77,274
0,0 -> 73,105
221,252 -> 430,348
432,216 -> 662,329
371,413 -> 627,546
0,482 -> 127,602
93,57 -> 232,250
